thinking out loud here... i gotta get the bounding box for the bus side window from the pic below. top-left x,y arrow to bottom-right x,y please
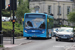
47,19 -> 51,29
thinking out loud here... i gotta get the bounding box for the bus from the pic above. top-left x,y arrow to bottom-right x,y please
23,13 -> 54,39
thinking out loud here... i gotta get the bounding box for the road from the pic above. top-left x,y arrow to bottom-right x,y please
9,37 -> 74,50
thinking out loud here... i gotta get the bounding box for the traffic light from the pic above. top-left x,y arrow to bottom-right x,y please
2,0 -> 5,9
8,4 -> 10,10
10,0 -> 17,10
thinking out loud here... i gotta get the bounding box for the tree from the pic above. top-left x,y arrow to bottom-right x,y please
67,12 -> 75,22
16,0 -> 30,24
18,0 -> 23,6
74,0 -> 75,8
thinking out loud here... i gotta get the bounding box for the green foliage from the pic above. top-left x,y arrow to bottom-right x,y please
18,0 -> 23,5
57,25 -> 72,27
67,12 -> 75,22
0,45 -> 3,47
2,9 -> 10,17
16,0 -> 30,19
2,22 -> 23,37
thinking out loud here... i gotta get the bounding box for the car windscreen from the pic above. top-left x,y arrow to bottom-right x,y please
25,14 -> 46,29
58,28 -> 73,32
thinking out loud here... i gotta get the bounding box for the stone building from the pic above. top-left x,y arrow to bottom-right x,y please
29,0 -> 74,25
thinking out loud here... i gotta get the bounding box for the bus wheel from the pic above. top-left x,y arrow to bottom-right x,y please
27,37 -> 29,39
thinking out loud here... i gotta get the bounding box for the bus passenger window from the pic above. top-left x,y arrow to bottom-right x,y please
27,21 -> 33,27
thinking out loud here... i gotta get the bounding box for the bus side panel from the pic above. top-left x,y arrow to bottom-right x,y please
46,14 -> 48,38
47,15 -> 53,38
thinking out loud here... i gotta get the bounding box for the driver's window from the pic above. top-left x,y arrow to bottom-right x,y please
27,21 -> 33,27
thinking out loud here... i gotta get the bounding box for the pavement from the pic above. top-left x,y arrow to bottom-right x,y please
0,37 -> 32,50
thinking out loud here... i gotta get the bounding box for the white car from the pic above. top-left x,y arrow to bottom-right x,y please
2,17 -> 10,22
52,28 -> 60,36
55,27 -> 75,42
10,16 -> 17,21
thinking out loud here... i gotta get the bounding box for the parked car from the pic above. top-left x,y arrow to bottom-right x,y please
2,17 -> 10,22
55,27 -> 75,42
10,16 -> 17,21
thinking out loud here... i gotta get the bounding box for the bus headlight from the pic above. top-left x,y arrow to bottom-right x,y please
42,31 -> 45,33
25,30 -> 27,33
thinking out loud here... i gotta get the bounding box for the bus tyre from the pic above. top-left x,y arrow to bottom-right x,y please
56,39 -> 58,41
27,37 -> 29,39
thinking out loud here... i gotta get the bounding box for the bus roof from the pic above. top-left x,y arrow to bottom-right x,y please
48,15 -> 54,19
24,13 -> 54,19
24,13 -> 46,15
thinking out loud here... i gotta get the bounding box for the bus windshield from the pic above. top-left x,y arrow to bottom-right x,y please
25,14 -> 45,29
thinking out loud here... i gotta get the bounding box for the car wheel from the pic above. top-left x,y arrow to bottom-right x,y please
56,39 -> 58,41
71,40 -> 74,42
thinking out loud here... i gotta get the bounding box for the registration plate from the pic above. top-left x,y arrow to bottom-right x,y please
61,37 -> 67,39
32,36 -> 37,37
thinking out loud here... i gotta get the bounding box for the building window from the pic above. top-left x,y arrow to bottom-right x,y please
58,6 -> 61,15
35,10 -> 39,13
34,6 -> 40,13
67,6 -> 70,14
48,6 -> 51,14
71,0 -> 74,1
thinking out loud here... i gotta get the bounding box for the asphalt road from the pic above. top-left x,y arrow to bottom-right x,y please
10,37 -> 74,50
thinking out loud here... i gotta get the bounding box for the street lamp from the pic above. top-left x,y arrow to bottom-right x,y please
58,1 -> 59,18
63,4 -> 65,25
53,3 -> 55,18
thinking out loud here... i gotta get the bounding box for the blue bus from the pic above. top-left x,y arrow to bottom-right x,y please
23,13 -> 54,39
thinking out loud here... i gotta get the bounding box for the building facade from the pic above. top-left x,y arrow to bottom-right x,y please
29,0 -> 74,25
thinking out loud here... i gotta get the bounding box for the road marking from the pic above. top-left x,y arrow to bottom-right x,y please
53,45 -> 64,48
65,45 -> 73,50
19,41 -> 33,45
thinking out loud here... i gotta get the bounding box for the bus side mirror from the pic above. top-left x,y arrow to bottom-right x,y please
47,19 -> 49,22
